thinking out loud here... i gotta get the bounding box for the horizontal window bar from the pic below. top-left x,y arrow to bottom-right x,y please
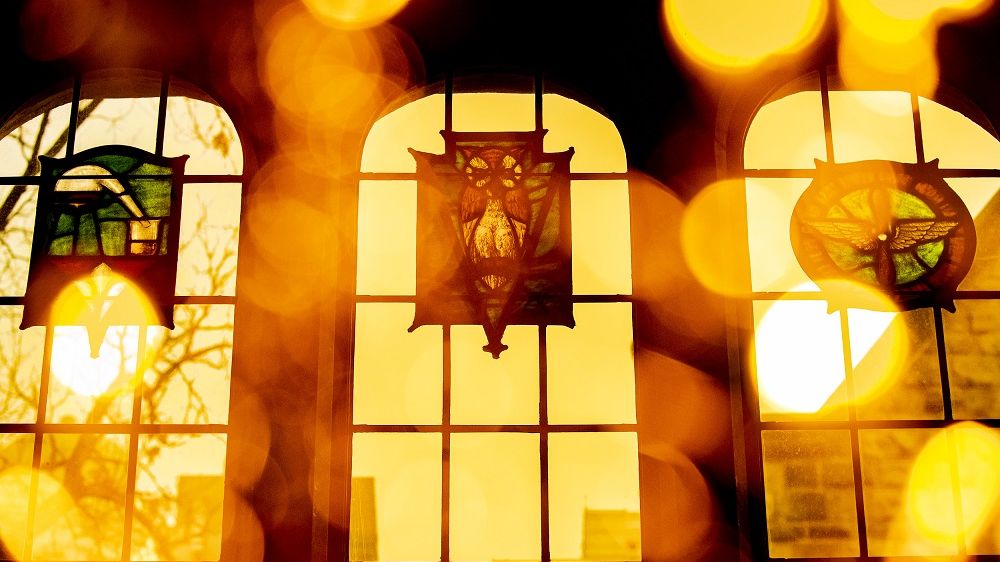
351,423 -> 637,433
0,423 -> 228,434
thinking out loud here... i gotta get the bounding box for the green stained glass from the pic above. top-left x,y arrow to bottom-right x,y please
131,178 -> 172,217
893,252 -> 926,284
132,162 -> 171,176
76,214 -> 98,255
100,222 -> 126,256
917,239 -> 944,268
49,236 -> 72,256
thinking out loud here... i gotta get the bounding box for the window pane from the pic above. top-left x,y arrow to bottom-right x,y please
852,308 -> 943,420
450,433 -> 540,561
131,433 -> 227,561
753,300 -> 848,421
829,91 -> 916,163
353,303 -> 442,425
944,300 -> 1000,419
954,424 -> 1000,555
543,94 -> 627,173
46,326 -> 156,424
32,434 -> 129,561
350,433 -> 441,561
75,97 -> 159,154
953,178 -> 1000,290
164,95 -> 243,175
743,91 -> 826,170
572,180 -> 632,295
0,307 -> 43,423
547,303 -> 636,425
0,104 -> 70,175
356,181 -> 416,296
761,430 -> 859,558
919,96 -> 1000,169
0,186 -> 37,296
859,428 -> 958,557
453,93 -> 534,132
745,178 -> 816,292
0,433 -> 35,560
360,94 -> 445,173
548,432 -> 640,561
175,183 -> 242,297
143,305 -> 234,425
450,325 -> 538,425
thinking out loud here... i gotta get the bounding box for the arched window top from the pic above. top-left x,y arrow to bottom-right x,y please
361,91 -> 627,173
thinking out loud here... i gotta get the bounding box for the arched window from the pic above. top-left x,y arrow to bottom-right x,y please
729,69 -> 1000,559
0,70 -> 243,561
341,78 -> 640,561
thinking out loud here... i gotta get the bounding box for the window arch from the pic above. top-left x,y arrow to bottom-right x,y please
340,78 -> 640,561
0,70 -> 244,561
728,68 -> 1000,559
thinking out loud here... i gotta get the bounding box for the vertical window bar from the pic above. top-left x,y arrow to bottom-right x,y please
155,73 -> 170,157
441,324 -> 451,562
839,312 -> 870,558
933,306 -> 954,421
538,326 -> 550,562
911,92 -> 926,165
535,71 -> 544,133
120,325 -> 149,561
444,73 -> 453,135
66,76 -> 82,157
22,325 -> 55,562
819,68 -> 836,164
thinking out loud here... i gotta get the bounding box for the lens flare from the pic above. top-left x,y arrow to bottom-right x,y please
906,423 -> 1000,551
663,0 -> 828,72
681,179 -> 753,296
301,0 -> 410,29
48,267 -> 161,397
754,280 -> 905,415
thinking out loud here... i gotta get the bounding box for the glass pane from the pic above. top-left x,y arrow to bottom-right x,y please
944,300 -> 1000,419
143,305 -> 234,425
450,433 -> 540,561
859,428 -> 958,556
547,303 -> 636,425
852,308 -> 944,420
131,433 -> 227,561
744,91 -> 826,170
572,180 -> 632,295
356,181 -> 416,296
753,300 -> 849,421
745,178 -> 816,292
350,433 -> 441,562
175,183 -> 242,297
0,433 -> 35,560
543,94 -> 627,173
32,433 -> 129,561
953,424 -> 1000,555
164,95 -> 243,175
46,326 -> 158,424
0,103 -> 71,175
829,91 -> 917,164
450,325 -> 538,425
548,432 -> 640,561
919,96 -> 1000,169
361,94 -> 445,173
353,303 -> 442,425
953,178 -> 1000,290
761,430 -> 859,558
75,97 -> 159,154
0,186 -> 37,296
453,93 -> 534,133
0,307 -> 43,423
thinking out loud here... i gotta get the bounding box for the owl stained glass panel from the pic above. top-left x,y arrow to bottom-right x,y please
20,145 -> 188,332
410,131 -> 574,357
791,159 -> 976,310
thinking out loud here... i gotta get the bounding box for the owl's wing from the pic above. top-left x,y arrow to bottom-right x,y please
504,189 -> 529,224
806,221 -> 879,251
461,187 -> 486,223
890,221 -> 959,250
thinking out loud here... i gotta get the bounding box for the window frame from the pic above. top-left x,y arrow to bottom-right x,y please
721,65 -> 1000,561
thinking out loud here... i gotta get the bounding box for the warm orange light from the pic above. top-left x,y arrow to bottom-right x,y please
663,0 -> 827,72
681,179 -> 753,296
48,266 -> 161,396
754,280 -> 906,414
906,422 -> 1000,550
300,0 -> 410,29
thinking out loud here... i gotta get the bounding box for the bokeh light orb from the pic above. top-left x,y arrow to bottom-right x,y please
663,0 -> 828,72
301,0 -> 410,29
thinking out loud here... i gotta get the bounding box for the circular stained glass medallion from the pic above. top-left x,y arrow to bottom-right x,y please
790,159 -> 976,311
